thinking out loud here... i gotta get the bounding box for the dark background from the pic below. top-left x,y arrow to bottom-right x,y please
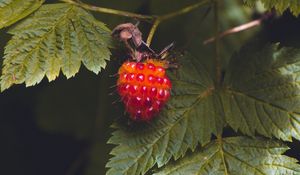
0,0 -> 300,175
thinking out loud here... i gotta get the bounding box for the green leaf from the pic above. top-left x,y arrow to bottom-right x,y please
1,3 -> 112,91
0,0 -> 44,29
155,136 -> 300,175
243,0 -> 300,16
224,43 -> 300,141
107,42 -> 300,174
106,54 -> 225,175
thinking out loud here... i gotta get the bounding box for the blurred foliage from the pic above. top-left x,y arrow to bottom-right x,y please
244,0 -> 300,16
35,62 -> 120,175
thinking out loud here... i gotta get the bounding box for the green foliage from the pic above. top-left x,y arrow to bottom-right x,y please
243,0 -> 300,16
107,42 -> 300,174
0,0 -> 44,29
1,3 -> 112,91
224,43 -> 300,141
155,137 -> 300,175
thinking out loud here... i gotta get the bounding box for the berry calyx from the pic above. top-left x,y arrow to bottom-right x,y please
117,59 -> 172,121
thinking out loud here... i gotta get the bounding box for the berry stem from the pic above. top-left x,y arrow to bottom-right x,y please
146,19 -> 161,45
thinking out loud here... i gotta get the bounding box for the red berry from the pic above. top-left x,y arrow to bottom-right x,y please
117,59 -> 172,121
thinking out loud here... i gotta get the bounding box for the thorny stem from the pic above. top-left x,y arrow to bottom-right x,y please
214,0 -> 221,86
61,0 -> 212,46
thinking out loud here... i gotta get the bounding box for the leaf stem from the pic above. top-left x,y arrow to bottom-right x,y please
214,0 -> 221,86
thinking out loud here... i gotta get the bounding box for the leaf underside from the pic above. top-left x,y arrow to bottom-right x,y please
155,137 -> 300,175
1,3 -> 112,91
243,0 -> 300,16
0,0 -> 44,29
107,42 -> 300,174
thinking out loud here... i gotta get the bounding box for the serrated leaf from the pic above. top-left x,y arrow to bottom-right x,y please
107,42 -> 300,174
155,136 -> 300,175
1,3 -> 112,91
106,54 -> 225,175
243,0 -> 300,16
224,43 -> 300,141
0,0 -> 44,29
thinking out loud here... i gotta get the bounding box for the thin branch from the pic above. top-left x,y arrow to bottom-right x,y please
203,12 -> 273,44
160,0 -> 212,21
146,0 -> 212,45
204,19 -> 261,44
60,0 -> 154,20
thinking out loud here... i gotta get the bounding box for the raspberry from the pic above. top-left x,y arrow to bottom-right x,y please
117,59 -> 172,121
